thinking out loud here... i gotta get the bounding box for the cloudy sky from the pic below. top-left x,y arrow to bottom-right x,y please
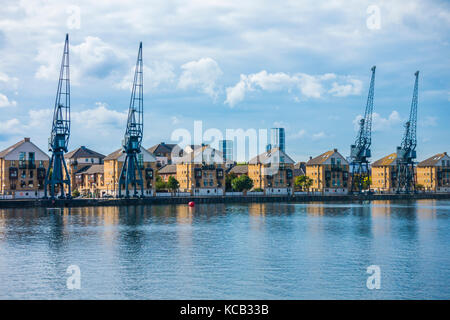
0,0 -> 448,162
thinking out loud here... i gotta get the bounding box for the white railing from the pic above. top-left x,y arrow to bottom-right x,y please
225,192 -> 243,196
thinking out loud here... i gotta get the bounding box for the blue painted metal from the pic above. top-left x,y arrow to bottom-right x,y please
349,66 -> 376,193
118,42 -> 144,198
44,34 -> 71,199
396,71 -> 419,193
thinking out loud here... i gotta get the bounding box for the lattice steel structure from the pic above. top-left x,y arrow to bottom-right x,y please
396,71 -> 419,193
118,42 -> 144,198
349,66 -> 376,193
44,34 -> 71,199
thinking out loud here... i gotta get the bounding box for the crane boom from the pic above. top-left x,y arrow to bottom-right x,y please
349,66 -> 376,193
44,34 -> 72,199
118,42 -> 145,198
396,71 -> 419,193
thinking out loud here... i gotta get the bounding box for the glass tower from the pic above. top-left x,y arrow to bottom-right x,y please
269,128 -> 285,152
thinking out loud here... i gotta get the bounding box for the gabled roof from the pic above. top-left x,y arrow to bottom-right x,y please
158,164 -> 177,174
418,152 -> 449,167
249,148 -> 295,165
0,139 -> 27,158
148,143 -> 178,155
104,146 -> 156,162
85,164 -> 104,174
306,149 -> 348,166
65,146 -> 105,160
372,153 -> 397,167
229,164 -> 248,175
74,164 -> 92,174
178,145 -> 227,164
0,137 -> 49,160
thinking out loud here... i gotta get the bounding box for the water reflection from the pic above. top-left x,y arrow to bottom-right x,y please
0,200 -> 448,299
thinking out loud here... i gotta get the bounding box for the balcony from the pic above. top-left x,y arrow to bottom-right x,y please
18,161 -> 27,169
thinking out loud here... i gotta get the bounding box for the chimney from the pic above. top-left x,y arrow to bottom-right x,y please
24,137 -> 30,142
309,156 -> 312,160
445,152 -> 448,156
333,148 -> 338,152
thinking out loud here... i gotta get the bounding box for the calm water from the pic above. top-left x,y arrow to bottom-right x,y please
0,200 -> 449,299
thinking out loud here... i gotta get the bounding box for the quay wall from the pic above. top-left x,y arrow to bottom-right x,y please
0,193 -> 449,208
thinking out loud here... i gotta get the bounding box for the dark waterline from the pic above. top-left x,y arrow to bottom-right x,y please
0,200 -> 449,299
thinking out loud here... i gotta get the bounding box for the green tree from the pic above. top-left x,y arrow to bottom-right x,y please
294,175 -> 307,191
155,175 -> 167,192
225,172 -> 237,191
167,176 -> 180,193
231,175 -> 254,192
72,189 -> 80,198
415,183 -> 425,191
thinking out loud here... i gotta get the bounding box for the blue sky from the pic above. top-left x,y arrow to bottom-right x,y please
0,0 -> 448,162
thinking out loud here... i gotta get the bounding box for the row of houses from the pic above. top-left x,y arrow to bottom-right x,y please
0,137 -> 449,198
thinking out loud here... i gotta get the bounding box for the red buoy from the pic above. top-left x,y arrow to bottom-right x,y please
188,201 -> 195,207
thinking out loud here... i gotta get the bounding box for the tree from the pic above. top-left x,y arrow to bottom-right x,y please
231,175 -> 254,192
167,176 -> 180,193
415,183 -> 425,192
155,175 -> 167,192
225,172 -> 237,191
294,175 -> 307,191
72,189 -> 80,198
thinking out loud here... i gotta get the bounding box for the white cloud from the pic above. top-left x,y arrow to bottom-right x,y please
0,93 -> 17,108
225,70 -> 358,106
0,72 -> 19,89
329,79 -> 363,97
290,129 -> 307,139
353,110 -> 403,132
116,62 -> 176,91
72,102 -> 127,132
35,36 -> 126,84
178,57 -> 223,99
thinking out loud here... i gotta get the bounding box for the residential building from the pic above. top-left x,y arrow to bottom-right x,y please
219,140 -> 234,162
371,153 -> 398,192
158,164 -> 177,182
176,146 -> 226,195
74,164 -> 105,197
64,146 -> 105,193
294,162 -> 306,178
248,148 -> 295,195
0,137 -> 49,199
417,152 -> 450,192
269,128 -> 285,152
147,142 -> 183,167
102,147 -> 157,196
306,148 -> 349,194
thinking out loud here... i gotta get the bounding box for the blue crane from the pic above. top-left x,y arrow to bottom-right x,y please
349,66 -> 376,193
118,42 -> 144,198
44,34 -> 72,199
396,71 -> 419,193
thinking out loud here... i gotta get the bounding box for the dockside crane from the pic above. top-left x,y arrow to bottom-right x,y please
118,42 -> 144,198
349,66 -> 376,193
396,71 -> 419,193
44,34 -> 72,199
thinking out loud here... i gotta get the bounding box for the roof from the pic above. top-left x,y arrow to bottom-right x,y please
229,164 -> 248,175
372,153 -> 397,167
148,143 -> 178,155
0,139 -> 27,158
104,148 -> 123,161
74,165 -> 92,174
306,149 -> 348,166
178,145 -> 227,164
249,148 -> 295,165
0,137 -> 49,160
158,164 -> 177,174
294,167 -> 306,176
306,150 -> 335,165
418,152 -> 449,167
65,146 -> 105,159
85,164 -> 104,174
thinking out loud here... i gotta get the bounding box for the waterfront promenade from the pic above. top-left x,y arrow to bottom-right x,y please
0,192 -> 449,208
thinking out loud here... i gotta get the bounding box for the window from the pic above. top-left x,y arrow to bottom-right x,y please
29,171 -> 33,179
